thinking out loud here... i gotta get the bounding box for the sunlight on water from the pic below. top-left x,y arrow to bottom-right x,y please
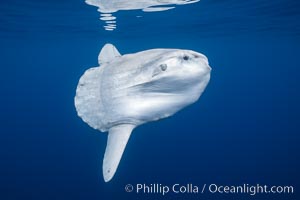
85,0 -> 200,31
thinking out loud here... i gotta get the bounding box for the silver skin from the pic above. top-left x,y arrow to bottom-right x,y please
75,44 -> 211,182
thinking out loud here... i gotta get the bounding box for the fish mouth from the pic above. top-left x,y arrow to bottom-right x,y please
190,51 -> 211,72
205,63 -> 212,71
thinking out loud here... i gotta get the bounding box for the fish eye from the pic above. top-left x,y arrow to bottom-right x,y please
160,64 -> 167,71
183,55 -> 190,61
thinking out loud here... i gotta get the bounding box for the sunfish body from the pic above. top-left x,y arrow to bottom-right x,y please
74,44 -> 211,182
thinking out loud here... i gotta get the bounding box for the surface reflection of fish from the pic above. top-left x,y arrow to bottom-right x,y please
86,0 -> 200,13
75,44 -> 211,182
85,0 -> 200,30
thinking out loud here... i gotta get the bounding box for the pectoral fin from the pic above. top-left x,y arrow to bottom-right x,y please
103,124 -> 135,182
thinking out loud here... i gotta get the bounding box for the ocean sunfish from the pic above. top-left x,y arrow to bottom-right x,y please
74,43 -> 211,182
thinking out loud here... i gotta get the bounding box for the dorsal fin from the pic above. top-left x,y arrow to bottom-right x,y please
102,124 -> 135,182
98,43 -> 121,64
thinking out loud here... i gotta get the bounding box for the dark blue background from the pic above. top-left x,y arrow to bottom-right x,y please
0,0 -> 299,199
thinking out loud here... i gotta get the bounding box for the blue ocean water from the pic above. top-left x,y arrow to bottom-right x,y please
0,0 -> 300,199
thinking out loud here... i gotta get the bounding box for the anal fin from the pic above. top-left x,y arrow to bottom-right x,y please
103,124 -> 135,182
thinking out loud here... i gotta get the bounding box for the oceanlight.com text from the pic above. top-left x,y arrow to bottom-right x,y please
124,183 -> 294,196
